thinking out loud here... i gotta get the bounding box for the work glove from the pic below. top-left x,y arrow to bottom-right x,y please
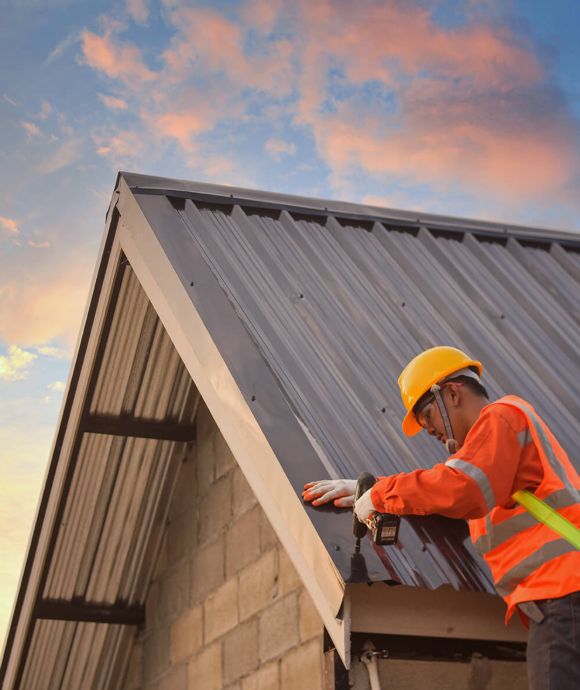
302,479 -> 356,507
354,488 -> 376,523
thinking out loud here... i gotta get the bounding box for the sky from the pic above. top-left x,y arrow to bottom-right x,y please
1,0 -> 580,651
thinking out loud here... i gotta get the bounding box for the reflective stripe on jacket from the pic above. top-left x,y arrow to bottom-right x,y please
370,395 -> 580,622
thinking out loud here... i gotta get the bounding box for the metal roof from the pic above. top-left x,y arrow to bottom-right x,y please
3,171 -> 579,686
122,171 -> 579,591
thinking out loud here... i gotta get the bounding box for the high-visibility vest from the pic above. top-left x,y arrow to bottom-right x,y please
466,395 -> 580,617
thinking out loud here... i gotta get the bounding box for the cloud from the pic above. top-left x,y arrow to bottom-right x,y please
37,138 -> 82,174
21,121 -> 42,138
127,0 -> 149,24
0,217 -> 19,236
37,101 -> 52,120
0,257 -> 90,348
81,26 -> 155,86
98,93 -> 128,110
35,345 -> 69,359
27,240 -> 51,249
3,94 -> 18,107
265,138 -> 297,161
78,0 -> 580,210
46,29 -> 80,63
47,380 -> 65,391
0,345 -> 37,381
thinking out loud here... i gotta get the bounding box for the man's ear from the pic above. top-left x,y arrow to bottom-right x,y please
446,383 -> 464,408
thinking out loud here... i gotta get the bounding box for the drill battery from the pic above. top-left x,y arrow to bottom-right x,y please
367,511 -> 400,546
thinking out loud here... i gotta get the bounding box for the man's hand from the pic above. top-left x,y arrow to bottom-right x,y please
354,488 -> 376,523
302,479 -> 357,507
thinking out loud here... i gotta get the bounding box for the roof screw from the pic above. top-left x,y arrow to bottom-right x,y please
190,281 -> 194,286
401,302 -> 406,307
333,544 -> 340,551
381,407 -> 386,413
299,293 -> 304,299
251,395 -> 256,402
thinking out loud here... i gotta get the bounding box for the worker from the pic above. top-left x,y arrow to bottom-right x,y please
303,346 -> 580,690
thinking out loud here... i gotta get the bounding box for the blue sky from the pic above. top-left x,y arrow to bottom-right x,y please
1,0 -> 579,649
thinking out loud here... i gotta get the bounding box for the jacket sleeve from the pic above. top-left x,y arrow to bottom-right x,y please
370,406 -> 527,520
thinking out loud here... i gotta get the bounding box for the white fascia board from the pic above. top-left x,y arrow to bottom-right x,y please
116,181 -> 350,665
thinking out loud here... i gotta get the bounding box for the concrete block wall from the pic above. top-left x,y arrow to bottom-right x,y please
123,400 -> 325,690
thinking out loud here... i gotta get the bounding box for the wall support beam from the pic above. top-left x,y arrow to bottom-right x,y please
83,414 -> 196,442
36,599 -> 145,626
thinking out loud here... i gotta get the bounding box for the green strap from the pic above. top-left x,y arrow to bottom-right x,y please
512,489 -> 580,550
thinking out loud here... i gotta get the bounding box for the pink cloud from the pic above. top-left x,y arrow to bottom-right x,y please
154,112 -> 208,149
265,138 -> 297,160
80,0 -> 579,206
21,121 -> 42,138
161,5 -> 293,96
98,93 -> 128,110
0,217 -> 19,236
81,28 -> 155,85
127,0 -> 149,25
0,261 -> 90,348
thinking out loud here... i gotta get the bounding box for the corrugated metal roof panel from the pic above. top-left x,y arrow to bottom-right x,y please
150,189 -> 579,592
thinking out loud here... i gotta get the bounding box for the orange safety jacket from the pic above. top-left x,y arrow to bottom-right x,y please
371,395 -> 580,622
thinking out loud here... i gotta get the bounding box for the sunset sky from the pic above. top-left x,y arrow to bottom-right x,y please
1,0 -> 580,648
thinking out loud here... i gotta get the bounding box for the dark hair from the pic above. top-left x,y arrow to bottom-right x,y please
413,374 -> 489,417
447,375 -> 489,400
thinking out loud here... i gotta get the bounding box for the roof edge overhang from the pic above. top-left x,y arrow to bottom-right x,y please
120,171 -> 580,249
114,176 -> 351,662
346,583 -> 526,644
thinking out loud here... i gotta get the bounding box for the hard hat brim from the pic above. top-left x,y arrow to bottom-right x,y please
402,410 -> 422,437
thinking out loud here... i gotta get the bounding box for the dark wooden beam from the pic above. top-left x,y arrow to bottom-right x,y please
36,599 -> 145,626
83,414 -> 196,442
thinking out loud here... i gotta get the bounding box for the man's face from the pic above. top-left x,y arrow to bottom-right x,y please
414,383 -> 461,445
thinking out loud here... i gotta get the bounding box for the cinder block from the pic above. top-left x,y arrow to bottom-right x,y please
157,664 -> 188,690
169,605 -> 203,664
191,537 -> 225,604
167,503 -> 197,566
196,434 -> 216,495
258,509 -> 278,552
259,594 -> 299,662
298,588 -> 323,642
225,506 -> 262,578
143,625 -> 169,682
145,580 -> 161,627
280,639 -> 323,690
223,618 -> 259,684
204,578 -> 239,643
159,560 -> 190,620
153,533 -> 169,582
187,643 -> 223,690
232,465 -> 258,517
277,547 -> 302,596
241,661 -> 280,690
170,454 -> 196,518
198,475 -> 232,544
214,429 -> 237,479
238,549 -> 277,621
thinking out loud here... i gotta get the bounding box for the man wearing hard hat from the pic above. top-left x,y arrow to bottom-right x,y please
303,346 -> 580,690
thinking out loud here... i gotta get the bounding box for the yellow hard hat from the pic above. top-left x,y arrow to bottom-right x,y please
398,346 -> 483,436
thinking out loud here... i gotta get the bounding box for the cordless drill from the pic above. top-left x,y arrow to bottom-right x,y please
353,472 -> 400,550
